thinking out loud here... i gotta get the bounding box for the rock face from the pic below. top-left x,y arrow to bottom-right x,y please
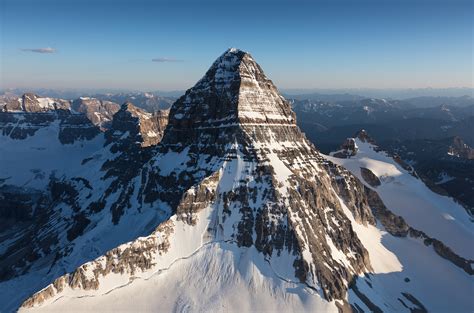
168,48 -> 295,129
152,109 -> 169,139
155,49 -> 375,301
106,102 -> 169,147
360,167 -> 381,187
0,93 -> 101,143
1,93 -> 71,112
71,97 -> 120,129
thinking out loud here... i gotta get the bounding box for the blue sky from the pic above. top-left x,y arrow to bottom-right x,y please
1,0 -> 472,91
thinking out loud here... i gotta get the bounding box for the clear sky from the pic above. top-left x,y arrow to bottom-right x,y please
1,0 -> 472,91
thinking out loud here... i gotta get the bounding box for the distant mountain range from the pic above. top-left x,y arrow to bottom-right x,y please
283,87 -> 474,100
291,97 -> 474,152
0,88 -> 185,99
3,87 -> 473,106
1,91 -> 175,115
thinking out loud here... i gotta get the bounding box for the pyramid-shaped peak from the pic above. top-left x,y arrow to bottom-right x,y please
167,48 -> 295,130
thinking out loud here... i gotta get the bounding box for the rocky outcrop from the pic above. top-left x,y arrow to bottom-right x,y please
71,97 -> 120,129
360,167 -> 381,187
332,130 -> 384,159
364,187 -> 409,237
21,219 -> 174,308
150,109 -> 169,144
327,163 -> 376,226
355,129 -> 376,144
333,138 -> 358,158
448,136 -> 474,159
1,96 -> 22,111
106,102 -> 169,147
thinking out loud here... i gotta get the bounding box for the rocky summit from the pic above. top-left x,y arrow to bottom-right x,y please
107,102 -> 169,147
71,97 -> 121,130
1,49 -> 473,313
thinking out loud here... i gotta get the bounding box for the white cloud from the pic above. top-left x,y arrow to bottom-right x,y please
152,57 -> 183,63
21,47 -> 56,53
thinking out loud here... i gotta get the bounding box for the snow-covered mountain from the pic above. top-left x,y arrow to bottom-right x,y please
1,93 -> 71,113
0,93 -> 171,311
1,49 -> 473,312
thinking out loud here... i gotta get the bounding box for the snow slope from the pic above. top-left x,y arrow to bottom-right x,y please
21,137 -> 474,313
327,138 -> 474,260
22,243 -> 336,313
29,244 -> 339,312
18,144 -> 342,312
0,111 -> 171,311
340,198 -> 473,312
0,118 -> 104,190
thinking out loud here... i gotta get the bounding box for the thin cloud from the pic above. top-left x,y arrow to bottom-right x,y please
21,47 -> 56,54
152,57 -> 183,63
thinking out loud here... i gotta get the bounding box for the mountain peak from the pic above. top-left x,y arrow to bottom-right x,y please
106,102 -> 167,148
222,47 -> 247,56
166,49 -> 295,135
226,47 -> 243,53
355,129 -> 376,144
